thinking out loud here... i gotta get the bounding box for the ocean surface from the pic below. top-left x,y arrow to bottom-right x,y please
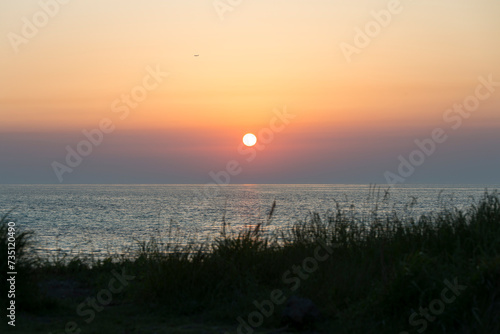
1,184 -> 498,259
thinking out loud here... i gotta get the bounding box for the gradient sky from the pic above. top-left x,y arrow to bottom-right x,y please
1,0 -> 499,184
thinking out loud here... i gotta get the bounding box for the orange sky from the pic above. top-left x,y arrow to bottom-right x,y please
1,0 -> 499,183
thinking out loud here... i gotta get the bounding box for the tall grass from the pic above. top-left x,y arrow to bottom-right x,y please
127,191 -> 500,332
3,191 -> 500,333
0,212 -> 41,311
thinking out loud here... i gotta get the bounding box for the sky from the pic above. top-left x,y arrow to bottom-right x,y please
0,0 -> 499,184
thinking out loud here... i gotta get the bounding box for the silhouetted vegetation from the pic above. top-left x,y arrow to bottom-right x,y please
1,191 -> 500,333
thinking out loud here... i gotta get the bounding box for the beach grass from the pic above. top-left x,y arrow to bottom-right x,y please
1,190 -> 500,333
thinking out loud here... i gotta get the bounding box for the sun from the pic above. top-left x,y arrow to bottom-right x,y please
242,133 -> 257,147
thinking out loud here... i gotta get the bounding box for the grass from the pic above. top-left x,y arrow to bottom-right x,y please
1,190 -> 500,333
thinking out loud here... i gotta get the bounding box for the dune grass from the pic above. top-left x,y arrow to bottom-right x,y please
0,212 -> 44,312
1,190 -> 500,333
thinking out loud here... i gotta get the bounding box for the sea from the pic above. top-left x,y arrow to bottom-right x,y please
0,184 -> 498,259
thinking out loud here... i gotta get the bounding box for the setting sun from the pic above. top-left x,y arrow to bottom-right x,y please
242,133 -> 257,147
1,1 -> 500,331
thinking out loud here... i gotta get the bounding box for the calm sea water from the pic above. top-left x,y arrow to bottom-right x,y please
0,184 -> 498,258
